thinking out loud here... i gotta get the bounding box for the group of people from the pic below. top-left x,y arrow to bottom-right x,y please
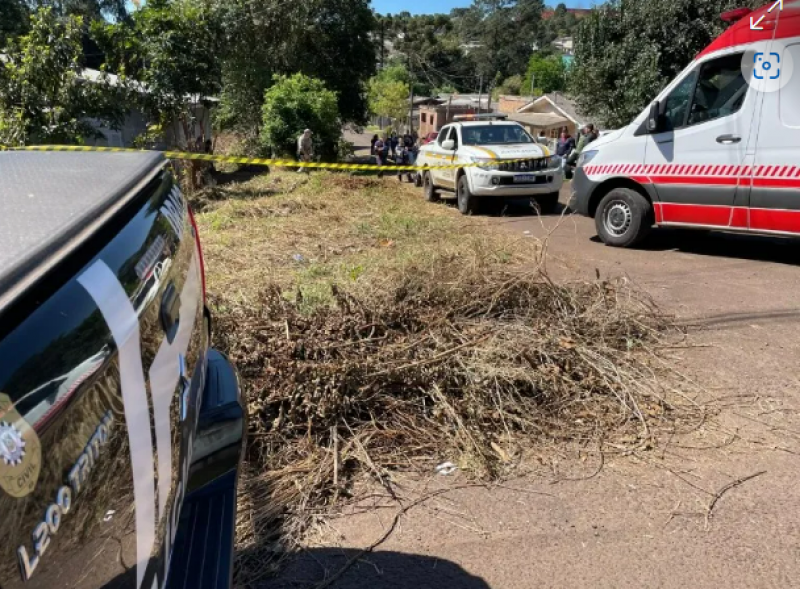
370,131 -> 419,180
556,124 -> 599,166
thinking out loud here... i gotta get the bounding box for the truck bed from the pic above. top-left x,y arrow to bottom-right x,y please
0,151 -> 164,305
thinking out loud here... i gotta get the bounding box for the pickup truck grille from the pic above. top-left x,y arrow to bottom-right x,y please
498,158 -> 548,172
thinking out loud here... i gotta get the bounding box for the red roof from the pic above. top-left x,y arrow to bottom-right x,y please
697,1 -> 800,59
542,8 -> 591,20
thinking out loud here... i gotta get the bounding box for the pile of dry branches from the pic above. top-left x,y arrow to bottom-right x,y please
214,258 -> 703,583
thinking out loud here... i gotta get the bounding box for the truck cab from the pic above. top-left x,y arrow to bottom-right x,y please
417,114 -> 564,215
570,2 -> 800,247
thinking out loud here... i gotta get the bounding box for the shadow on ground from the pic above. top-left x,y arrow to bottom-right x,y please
588,227 -> 800,266
246,547 -> 491,589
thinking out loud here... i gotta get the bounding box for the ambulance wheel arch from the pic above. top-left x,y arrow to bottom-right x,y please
594,186 -> 655,247
587,177 -> 654,219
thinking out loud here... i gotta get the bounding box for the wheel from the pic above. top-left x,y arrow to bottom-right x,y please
413,172 -> 422,187
533,192 -> 559,215
457,174 -> 480,215
423,172 -> 440,202
595,188 -> 653,247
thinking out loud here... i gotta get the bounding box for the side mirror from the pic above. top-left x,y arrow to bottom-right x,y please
441,139 -> 455,151
646,101 -> 661,133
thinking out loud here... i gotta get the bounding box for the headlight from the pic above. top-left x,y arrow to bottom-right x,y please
547,155 -> 562,169
577,150 -> 599,167
470,157 -> 500,171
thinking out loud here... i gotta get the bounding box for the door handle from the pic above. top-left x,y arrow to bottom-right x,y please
716,134 -> 741,144
160,282 -> 180,343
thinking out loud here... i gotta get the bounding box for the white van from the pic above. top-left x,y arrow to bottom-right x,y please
570,2 -> 800,247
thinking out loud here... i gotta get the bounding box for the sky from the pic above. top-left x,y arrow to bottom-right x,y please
371,0 -> 596,16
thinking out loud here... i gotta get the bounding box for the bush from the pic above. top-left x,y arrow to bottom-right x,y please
260,73 -> 341,160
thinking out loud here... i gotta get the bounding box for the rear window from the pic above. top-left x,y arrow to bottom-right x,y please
780,43 -> 800,128
461,125 -> 534,145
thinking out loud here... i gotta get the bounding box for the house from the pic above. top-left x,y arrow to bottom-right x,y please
499,93 -> 587,140
417,94 -> 494,137
0,55 -> 215,149
80,69 -> 216,149
552,37 -> 574,56
542,8 -> 591,20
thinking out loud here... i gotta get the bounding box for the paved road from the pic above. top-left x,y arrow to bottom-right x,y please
270,185 -> 800,589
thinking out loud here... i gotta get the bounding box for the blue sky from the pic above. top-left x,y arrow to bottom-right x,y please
372,0 -> 595,16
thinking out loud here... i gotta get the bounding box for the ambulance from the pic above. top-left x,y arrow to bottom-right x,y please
416,114 -> 564,215
569,2 -> 800,247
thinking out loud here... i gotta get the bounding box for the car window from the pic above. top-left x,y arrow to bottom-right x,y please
460,125 -> 534,145
663,70 -> 698,130
687,53 -> 747,126
449,127 -> 459,149
437,127 -> 450,145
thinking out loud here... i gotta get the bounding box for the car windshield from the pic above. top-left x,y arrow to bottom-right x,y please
461,125 -> 534,146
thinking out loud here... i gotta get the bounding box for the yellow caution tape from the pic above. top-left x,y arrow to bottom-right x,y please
1,144 -> 557,172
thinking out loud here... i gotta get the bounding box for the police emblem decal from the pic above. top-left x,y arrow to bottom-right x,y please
0,393 -> 42,498
0,421 -> 26,465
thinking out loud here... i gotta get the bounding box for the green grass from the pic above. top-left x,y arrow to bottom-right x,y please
196,170 -> 535,315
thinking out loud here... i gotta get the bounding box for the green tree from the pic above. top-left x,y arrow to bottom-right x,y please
0,8 -> 128,145
523,54 -> 566,95
0,0 -> 30,48
260,73 -> 340,159
216,0 -> 375,137
368,76 -> 410,127
94,0 -> 222,148
494,74 -> 523,97
571,0 -> 764,128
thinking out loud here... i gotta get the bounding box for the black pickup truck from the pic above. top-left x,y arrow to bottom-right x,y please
0,151 -> 246,589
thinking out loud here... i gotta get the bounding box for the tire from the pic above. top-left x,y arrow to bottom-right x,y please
533,192 -> 559,215
595,188 -> 653,247
457,174 -> 480,215
413,172 -> 423,187
423,172 -> 440,202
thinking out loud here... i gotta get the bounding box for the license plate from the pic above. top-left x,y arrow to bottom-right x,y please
514,174 -> 536,183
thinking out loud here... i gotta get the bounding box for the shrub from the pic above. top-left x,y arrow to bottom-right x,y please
260,73 -> 341,160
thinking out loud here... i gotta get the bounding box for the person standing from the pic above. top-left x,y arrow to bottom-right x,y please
370,134 -> 379,155
374,136 -> 386,178
556,131 -> 575,157
297,128 -> 313,172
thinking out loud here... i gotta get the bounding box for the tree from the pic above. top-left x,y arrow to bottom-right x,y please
494,74 -> 523,97
216,0 -> 375,136
523,54 -> 566,95
571,0 -> 764,128
94,0 -> 222,147
260,73 -> 340,159
0,0 -> 30,49
368,76 -> 410,127
0,8 -> 128,145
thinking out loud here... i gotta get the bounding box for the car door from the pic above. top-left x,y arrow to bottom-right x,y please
645,51 -> 756,228
428,126 -> 452,187
749,9 -> 800,234
438,127 -> 460,188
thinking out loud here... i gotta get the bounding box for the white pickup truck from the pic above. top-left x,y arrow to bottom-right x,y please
416,114 -> 564,215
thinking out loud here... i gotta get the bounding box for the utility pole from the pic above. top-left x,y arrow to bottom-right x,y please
408,85 -> 414,135
405,24 -> 413,135
380,20 -> 385,69
445,94 -> 452,125
477,74 -> 483,114
530,74 -> 535,98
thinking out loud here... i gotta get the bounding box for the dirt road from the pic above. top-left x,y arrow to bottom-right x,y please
270,186 -> 800,589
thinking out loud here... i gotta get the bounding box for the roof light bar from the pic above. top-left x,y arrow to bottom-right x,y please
452,113 -> 509,122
